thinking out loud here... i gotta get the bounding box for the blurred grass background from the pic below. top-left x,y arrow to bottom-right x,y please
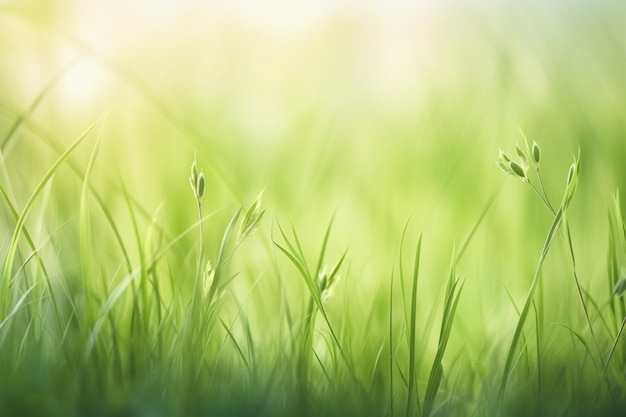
1,0 -> 626,415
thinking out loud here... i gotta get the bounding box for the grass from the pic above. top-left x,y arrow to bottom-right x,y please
2,1 -> 626,416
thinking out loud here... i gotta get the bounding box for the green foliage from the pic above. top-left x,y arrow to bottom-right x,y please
2,2 -> 626,416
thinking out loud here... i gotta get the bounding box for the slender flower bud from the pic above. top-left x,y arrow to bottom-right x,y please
532,141 -> 541,165
510,161 -> 526,178
196,172 -> 205,199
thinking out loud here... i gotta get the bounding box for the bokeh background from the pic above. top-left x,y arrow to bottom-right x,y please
1,0 -> 626,414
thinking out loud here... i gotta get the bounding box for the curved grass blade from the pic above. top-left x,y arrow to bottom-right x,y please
0,120 -> 98,317
0,284 -> 37,332
498,207 -> 563,404
603,314 -> 626,376
406,234 -> 423,417
218,317 -> 250,369
0,184 -> 63,330
79,127 -> 103,328
0,102 -> 139,275
423,273 -> 465,417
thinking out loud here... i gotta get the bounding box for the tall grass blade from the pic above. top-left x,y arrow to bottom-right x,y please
0,184 -> 63,332
603,314 -> 626,375
423,273 -> 465,417
218,317 -> 250,369
389,264 -> 396,417
0,284 -> 36,332
79,128 -> 103,328
315,213 -> 335,278
406,234 -> 423,417
498,207 -> 563,404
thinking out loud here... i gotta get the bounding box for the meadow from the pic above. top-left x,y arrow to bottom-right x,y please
1,1 -> 626,416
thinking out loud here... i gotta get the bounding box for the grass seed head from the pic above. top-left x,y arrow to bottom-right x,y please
239,193 -> 265,242
191,160 -> 198,182
203,260 -> 215,297
317,266 -> 340,302
532,141 -> 541,165
516,144 -> 529,170
496,150 -> 515,176
190,157 -> 206,202
196,171 -> 206,199
509,160 -> 527,179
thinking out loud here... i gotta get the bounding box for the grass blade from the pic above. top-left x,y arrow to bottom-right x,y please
1,119 -> 98,317
406,234 -> 423,417
423,272 -> 465,417
498,207 -> 563,404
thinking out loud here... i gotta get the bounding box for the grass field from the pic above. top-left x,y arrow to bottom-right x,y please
1,1 -> 626,416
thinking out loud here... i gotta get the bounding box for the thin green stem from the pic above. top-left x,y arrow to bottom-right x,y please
563,222 -> 602,362
197,200 -> 204,272
534,168 -> 555,214
529,174 -> 602,366
528,181 -> 555,216
603,313 -> 626,375
191,197 -> 204,331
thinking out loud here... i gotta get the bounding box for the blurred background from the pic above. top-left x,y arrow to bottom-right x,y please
1,0 -> 625,376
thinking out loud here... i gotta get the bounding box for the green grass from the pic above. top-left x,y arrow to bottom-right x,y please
2,1 -> 626,416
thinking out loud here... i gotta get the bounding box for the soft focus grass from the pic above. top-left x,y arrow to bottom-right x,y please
1,1 -> 626,416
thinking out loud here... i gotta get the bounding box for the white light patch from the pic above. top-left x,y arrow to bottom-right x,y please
57,58 -> 105,109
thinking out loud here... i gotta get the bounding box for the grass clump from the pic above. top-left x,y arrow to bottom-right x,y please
3,133 -> 626,416
2,2 -> 626,415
